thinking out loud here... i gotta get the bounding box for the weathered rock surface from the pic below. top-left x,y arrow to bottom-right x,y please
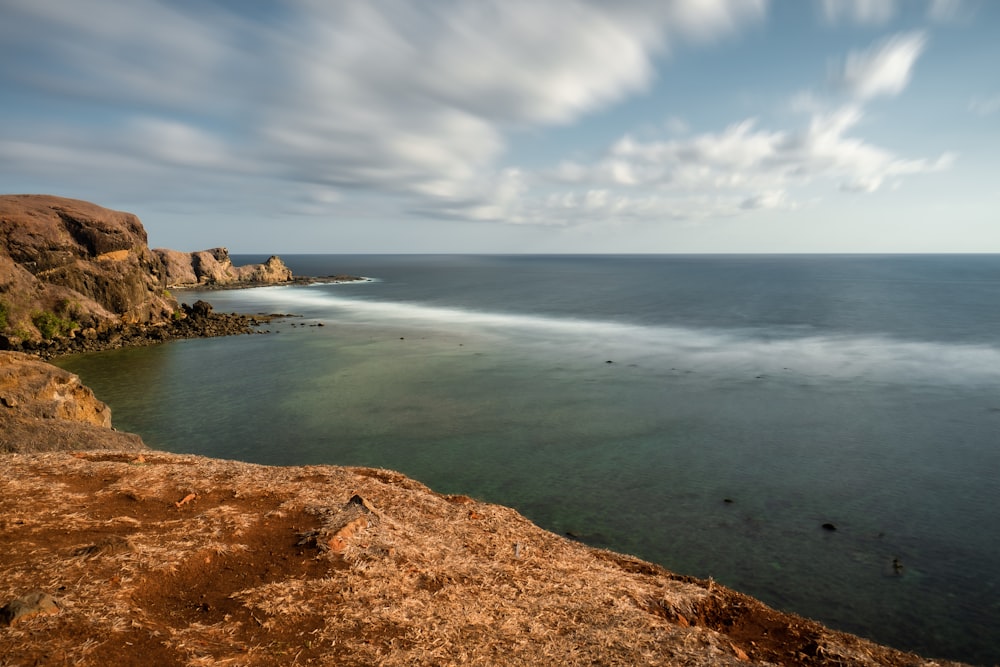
0,351 -> 145,453
153,246 -> 293,287
0,448 -> 966,667
0,195 -> 176,342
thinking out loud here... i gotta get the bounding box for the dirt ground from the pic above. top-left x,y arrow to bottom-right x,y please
0,451 -> 966,666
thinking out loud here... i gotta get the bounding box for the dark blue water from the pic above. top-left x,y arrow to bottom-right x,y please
56,255 -> 1000,665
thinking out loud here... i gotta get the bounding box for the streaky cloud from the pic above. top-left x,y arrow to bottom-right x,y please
833,31 -> 927,100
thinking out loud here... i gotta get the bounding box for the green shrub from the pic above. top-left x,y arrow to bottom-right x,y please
0,300 -> 8,331
31,310 -> 78,340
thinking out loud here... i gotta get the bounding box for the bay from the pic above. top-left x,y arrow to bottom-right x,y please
56,254 -> 1000,665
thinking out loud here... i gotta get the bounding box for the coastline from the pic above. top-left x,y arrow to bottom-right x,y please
13,276 -> 369,359
0,191 -> 985,663
2,300 -> 284,360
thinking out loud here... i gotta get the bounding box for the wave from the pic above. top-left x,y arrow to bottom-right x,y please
213,285 -> 1000,385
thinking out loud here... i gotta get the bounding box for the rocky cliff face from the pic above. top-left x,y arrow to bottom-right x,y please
0,351 -> 145,453
0,195 -> 176,342
153,247 -> 293,287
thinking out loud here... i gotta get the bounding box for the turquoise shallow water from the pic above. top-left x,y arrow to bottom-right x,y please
56,255 -> 1000,665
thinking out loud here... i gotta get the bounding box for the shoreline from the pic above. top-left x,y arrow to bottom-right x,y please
3,275 -> 366,360
3,300 -> 287,360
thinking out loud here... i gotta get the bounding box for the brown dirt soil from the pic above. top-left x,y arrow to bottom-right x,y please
0,451 -> 967,666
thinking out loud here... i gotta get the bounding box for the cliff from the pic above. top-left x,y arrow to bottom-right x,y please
153,247 -> 293,288
0,195 -> 296,354
0,354 -> 966,666
0,195 -> 177,342
0,351 -> 145,453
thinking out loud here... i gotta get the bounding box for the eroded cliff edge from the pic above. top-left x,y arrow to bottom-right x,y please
0,352 -> 966,666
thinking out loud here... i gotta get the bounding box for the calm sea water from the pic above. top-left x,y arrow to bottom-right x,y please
56,255 -> 1000,665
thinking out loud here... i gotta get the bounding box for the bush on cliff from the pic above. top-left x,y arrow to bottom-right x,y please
0,301 -> 9,332
31,310 -> 77,340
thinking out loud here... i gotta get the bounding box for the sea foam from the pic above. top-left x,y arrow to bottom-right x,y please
208,285 -> 1000,386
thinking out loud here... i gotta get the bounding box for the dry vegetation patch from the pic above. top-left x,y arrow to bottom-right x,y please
0,451 -> 965,666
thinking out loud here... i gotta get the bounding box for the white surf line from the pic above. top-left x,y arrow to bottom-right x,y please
227,285 -> 1000,384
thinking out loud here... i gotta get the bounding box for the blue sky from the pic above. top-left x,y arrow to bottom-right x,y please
1,0 -> 997,253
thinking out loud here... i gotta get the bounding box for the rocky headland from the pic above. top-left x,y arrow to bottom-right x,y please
153,247 -> 293,288
0,195 -> 295,357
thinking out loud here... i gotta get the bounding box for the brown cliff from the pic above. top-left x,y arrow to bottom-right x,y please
0,351 -> 145,453
153,247 -> 293,288
0,195 -> 176,342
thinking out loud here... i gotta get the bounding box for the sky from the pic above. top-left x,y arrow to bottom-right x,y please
1,0 -> 998,253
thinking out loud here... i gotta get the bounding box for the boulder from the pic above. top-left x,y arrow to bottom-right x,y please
235,255 -> 293,284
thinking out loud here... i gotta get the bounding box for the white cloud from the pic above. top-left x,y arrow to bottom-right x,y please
969,94 -> 1000,116
527,103 -> 953,224
833,32 -> 927,100
821,0 -> 897,25
124,118 -> 238,170
0,0 -> 237,112
0,0 -> 955,236
0,0 -> 767,222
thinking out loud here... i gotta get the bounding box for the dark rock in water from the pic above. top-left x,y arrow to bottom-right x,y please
723,498 -> 734,504
185,300 -> 213,318
605,360 -> 614,364
821,523 -> 837,531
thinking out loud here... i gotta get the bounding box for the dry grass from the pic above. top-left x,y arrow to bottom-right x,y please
0,451 -> 965,666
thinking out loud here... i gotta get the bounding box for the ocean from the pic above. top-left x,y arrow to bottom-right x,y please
55,254 -> 1000,665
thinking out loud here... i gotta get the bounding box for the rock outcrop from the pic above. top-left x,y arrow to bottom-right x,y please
153,247 -> 293,287
0,195 -> 176,342
0,351 -> 145,453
